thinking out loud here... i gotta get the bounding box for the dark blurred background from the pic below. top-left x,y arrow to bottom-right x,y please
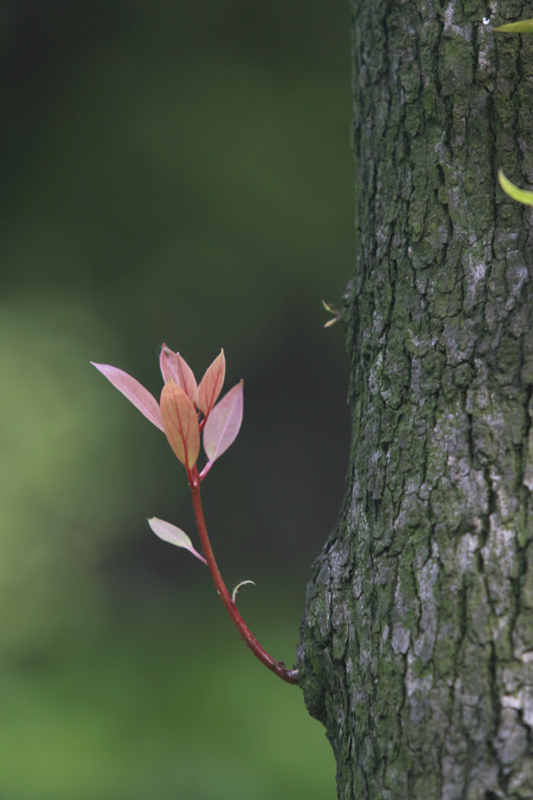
0,1 -> 354,797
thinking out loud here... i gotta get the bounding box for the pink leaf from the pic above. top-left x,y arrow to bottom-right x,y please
159,346 -> 198,407
148,518 -> 207,564
198,349 -> 225,418
91,362 -> 164,432
203,380 -> 243,464
160,382 -> 200,469
176,353 -> 198,407
159,344 -> 179,384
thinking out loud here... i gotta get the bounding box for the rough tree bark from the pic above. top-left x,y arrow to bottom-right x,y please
299,0 -> 533,797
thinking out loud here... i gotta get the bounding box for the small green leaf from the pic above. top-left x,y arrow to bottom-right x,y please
498,169 -> 533,206
494,18 -> 533,32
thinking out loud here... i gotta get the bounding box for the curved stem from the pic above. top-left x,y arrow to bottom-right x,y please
188,466 -> 298,685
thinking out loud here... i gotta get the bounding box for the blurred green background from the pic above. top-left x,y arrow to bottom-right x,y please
0,1 -> 354,797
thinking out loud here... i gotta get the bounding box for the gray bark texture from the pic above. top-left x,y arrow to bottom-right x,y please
298,0 -> 533,797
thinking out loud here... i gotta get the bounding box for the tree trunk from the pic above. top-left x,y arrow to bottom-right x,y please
299,0 -> 533,797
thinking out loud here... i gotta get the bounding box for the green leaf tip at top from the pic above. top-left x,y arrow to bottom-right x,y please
498,169 -> 533,206
494,17 -> 533,32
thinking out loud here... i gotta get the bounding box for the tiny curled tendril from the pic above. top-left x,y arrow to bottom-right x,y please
232,580 -> 255,603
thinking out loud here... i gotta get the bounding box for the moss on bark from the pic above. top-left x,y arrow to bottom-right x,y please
299,0 -> 533,796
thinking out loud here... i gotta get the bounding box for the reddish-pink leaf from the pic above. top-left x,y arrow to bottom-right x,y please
159,344 -> 179,384
176,353 -> 198,407
203,380 -> 243,464
198,349 -> 225,418
91,362 -> 164,431
159,346 -> 198,407
160,382 -> 200,468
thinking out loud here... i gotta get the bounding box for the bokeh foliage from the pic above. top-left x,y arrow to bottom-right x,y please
0,1 -> 352,797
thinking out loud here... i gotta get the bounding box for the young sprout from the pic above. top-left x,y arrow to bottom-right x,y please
92,346 -> 298,685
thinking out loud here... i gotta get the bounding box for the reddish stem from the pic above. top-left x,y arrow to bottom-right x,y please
188,466 -> 298,685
